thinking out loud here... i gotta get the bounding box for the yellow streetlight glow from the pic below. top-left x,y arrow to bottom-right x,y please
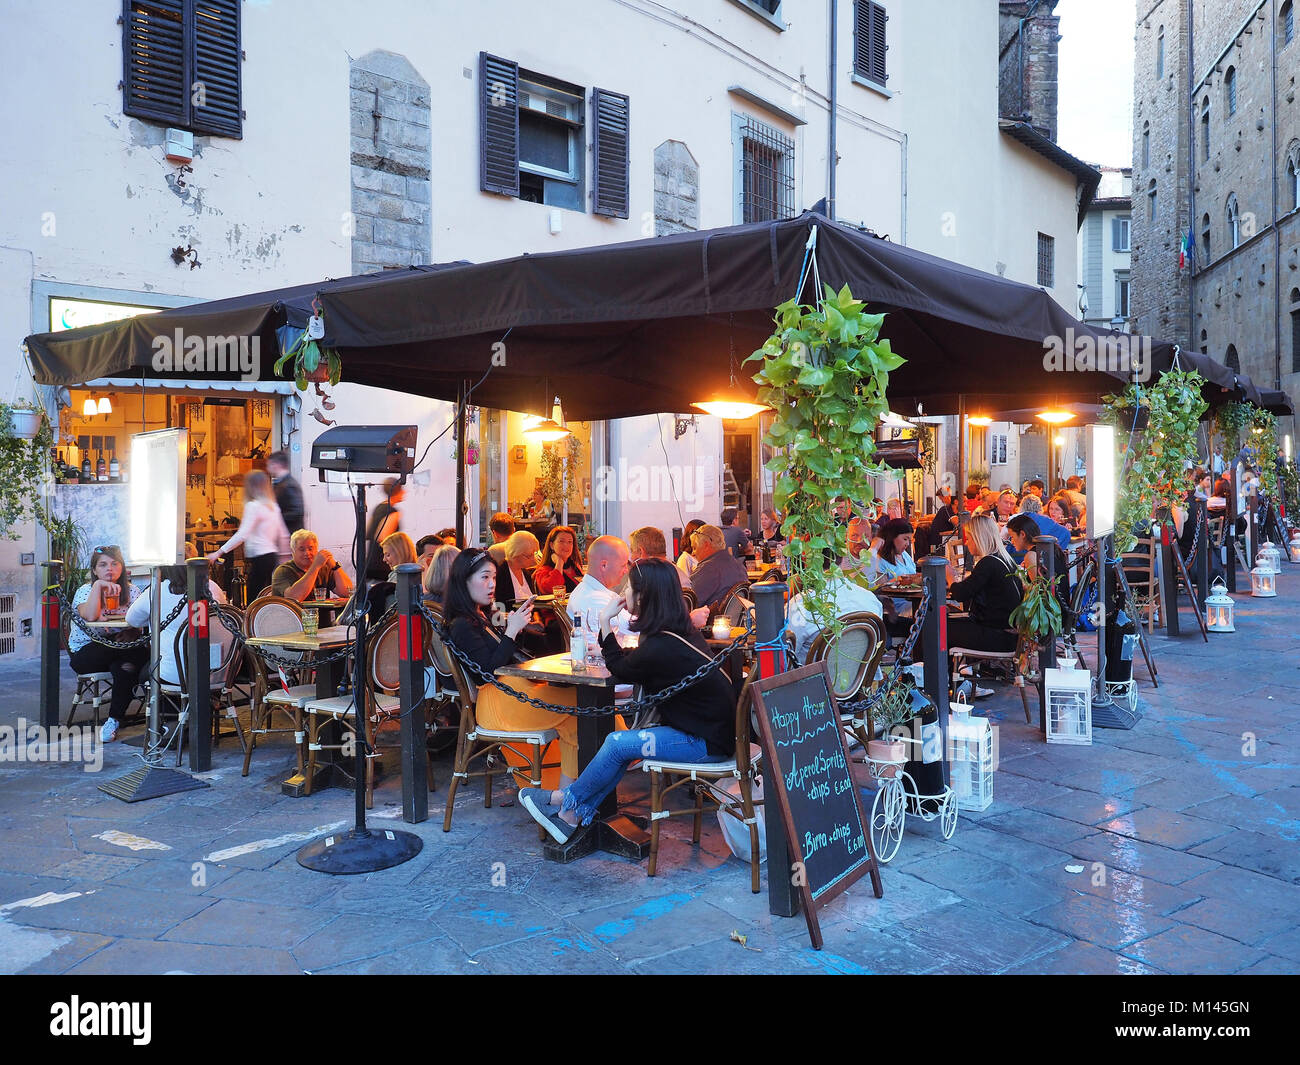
1036,410 -> 1075,425
967,415 -> 993,427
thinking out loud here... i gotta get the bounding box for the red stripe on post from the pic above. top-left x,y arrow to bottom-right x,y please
42,595 -> 59,631
398,616 -> 410,661
188,600 -> 209,639
938,602 -> 947,653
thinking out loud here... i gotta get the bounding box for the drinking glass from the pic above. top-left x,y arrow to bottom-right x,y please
314,587 -> 329,603
585,609 -> 603,666
102,588 -> 120,612
302,609 -> 319,637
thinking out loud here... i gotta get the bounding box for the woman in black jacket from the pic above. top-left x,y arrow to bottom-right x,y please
442,549 -> 578,784
946,513 -> 1024,673
519,558 -> 735,843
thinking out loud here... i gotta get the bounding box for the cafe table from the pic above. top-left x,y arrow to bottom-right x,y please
83,616 -> 133,630
245,624 -> 356,796
494,652 -> 650,864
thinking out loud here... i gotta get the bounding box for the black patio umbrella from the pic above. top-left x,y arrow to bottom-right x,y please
27,213 -> 1141,421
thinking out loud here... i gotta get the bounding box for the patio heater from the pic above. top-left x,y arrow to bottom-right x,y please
299,425 -> 423,874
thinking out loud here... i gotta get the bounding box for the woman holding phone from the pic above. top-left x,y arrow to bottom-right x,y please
441,549 -> 578,786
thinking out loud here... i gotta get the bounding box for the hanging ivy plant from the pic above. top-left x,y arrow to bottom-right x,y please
0,403 -> 54,540
1214,402 -> 1253,452
1102,367 -> 1208,551
1243,406 -> 1279,499
747,283 -> 903,633
1279,457 -> 1300,508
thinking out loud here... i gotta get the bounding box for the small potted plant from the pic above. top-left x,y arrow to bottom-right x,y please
2,399 -> 46,440
1009,567 -> 1063,682
867,679 -> 915,778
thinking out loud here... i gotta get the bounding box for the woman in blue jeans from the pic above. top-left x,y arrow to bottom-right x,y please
519,558 -> 736,843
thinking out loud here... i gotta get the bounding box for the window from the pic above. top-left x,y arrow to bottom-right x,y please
1142,121 -> 1150,168
1200,329 -> 1208,355
1201,97 -> 1210,161
1156,25 -> 1165,80
1284,0 -> 1295,46
1036,233 -> 1055,288
735,115 -> 796,223
478,52 -> 630,217
1115,273 -> 1130,318
1112,216 -> 1131,252
1227,193 -> 1241,248
1287,142 -> 1300,210
1148,179 -> 1158,222
991,433 -> 1008,466
1226,344 -> 1240,372
853,1 -> 889,86
1202,212 -> 1211,261
121,0 -> 243,138
1225,66 -> 1237,117
1291,291 -> 1300,373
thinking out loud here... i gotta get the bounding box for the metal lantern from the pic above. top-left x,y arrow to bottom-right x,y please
1205,579 -> 1236,633
1290,537 -> 1300,564
1044,666 -> 1092,745
1251,566 -> 1278,597
1255,542 -> 1281,575
949,706 -> 995,812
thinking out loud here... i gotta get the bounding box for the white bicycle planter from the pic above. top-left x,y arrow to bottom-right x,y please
864,736 -> 958,864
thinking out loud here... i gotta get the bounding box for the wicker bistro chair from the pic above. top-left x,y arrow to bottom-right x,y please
681,588 -> 698,613
242,596 -> 317,778
641,663 -> 763,893
157,620 -> 247,765
364,613 -> 439,800
717,583 -> 751,625
805,612 -> 887,747
61,612 -> 143,728
427,612 -> 559,838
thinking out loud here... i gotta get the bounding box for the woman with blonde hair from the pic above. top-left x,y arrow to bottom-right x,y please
422,544 -> 460,600
208,469 -> 287,598
380,531 -> 417,576
946,514 -> 1023,693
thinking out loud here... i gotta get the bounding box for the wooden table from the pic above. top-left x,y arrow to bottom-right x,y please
246,625 -> 356,796
83,616 -> 133,630
495,651 -> 649,864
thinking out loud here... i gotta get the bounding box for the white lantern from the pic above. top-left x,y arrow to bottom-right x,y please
949,708 -> 994,812
1256,542 -> 1282,575
1205,579 -> 1236,633
1250,566 -> 1277,597
1044,666 -> 1092,745
1290,540 -> 1300,564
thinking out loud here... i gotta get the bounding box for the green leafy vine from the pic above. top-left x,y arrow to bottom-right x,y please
746,283 -> 903,635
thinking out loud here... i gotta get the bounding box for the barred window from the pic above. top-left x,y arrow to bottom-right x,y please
735,116 -> 795,224
1037,232 -> 1055,288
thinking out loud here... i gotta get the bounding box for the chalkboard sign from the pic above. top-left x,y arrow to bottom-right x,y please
751,661 -> 882,949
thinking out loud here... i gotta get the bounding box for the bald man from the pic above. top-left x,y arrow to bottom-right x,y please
567,535 -> 632,635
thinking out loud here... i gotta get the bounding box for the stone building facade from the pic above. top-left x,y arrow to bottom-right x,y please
1132,0 -> 1300,428
999,1 -> 1062,140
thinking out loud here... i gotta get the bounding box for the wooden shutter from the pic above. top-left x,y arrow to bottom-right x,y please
853,2 -> 888,84
480,52 -> 520,196
591,88 -> 630,218
122,0 -> 188,126
1112,218 -> 1123,251
868,3 -> 888,85
191,0 -> 242,138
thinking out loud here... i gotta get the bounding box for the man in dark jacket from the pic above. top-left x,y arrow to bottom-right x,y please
267,451 -> 304,534
690,524 -> 749,612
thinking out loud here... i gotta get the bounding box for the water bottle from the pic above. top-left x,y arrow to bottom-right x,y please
569,614 -> 586,671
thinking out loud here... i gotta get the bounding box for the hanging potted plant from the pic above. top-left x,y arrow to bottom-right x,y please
0,403 -> 53,538
274,303 -> 342,391
2,399 -> 45,441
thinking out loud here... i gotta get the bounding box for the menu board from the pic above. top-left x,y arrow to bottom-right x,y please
751,662 -> 882,949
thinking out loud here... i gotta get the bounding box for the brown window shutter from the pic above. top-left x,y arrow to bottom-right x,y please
869,3 -> 888,85
480,52 -> 520,196
122,0 -> 188,127
190,0 -> 242,138
591,88 -> 630,218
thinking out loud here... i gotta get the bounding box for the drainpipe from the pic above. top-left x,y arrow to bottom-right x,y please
1187,0 -> 1197,349
1273,0 -> 1282,390
828,0 -> 838,220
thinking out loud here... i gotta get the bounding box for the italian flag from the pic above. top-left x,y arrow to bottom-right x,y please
1179,228 -> 1192,270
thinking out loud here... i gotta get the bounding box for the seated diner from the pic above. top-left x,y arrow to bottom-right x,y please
69,545 -> 147,743
271,529 -> 355,603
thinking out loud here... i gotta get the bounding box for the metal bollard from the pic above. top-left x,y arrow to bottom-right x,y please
186,558 -> 212,771
921,556 -> 950,786
395,563 -> 429,824
752,582 -> 797,918
40,561 -> 63,730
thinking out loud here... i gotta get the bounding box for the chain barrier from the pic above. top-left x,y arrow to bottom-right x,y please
51,586 -> 188,649
1179,509 -> 1205,568
420,600 -> 748,717
838,580 -> 931,717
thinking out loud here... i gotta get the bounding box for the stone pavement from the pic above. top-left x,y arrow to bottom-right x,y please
2,570 -> 1298,975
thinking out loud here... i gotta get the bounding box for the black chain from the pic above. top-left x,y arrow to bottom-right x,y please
836,581 -> 931,716
420,601 -> 747,717
55,586 -> 188,649
1179,510 -> 1205,567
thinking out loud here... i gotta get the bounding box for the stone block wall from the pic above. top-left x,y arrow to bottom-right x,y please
349,51 -> 432,273
654,140 -> 700,236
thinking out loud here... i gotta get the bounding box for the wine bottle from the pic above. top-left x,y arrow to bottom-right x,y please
81,455 -> 92,481
96,450 -> 107,482
109,451 -> 120,481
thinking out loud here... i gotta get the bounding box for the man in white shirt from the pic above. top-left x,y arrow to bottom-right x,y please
787,571 -> 883,665
567,535 -> 632,636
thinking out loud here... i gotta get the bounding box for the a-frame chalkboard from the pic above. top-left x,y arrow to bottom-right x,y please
751,661 -> 883,949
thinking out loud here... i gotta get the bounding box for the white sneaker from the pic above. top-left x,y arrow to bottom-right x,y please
100,717 -> 119,742
973,686 -> 995,699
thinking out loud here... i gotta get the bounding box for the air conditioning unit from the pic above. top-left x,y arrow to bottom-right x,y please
519,87 -> 579,122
